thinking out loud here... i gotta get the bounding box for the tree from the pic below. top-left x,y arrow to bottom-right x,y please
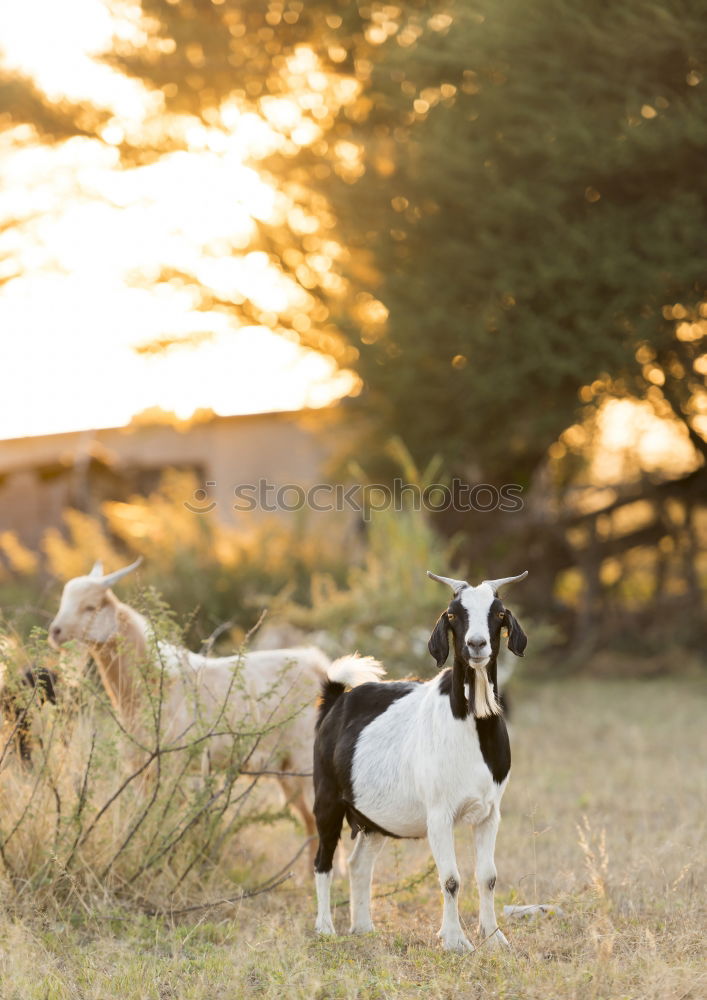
296,0 -> 707,487
100,1 -> 707,486
0,68 -> 100,140
0,61 -> 108,287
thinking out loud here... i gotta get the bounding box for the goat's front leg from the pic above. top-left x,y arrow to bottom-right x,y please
474,806 -> 508,947
348,832 -> 384,933
427,810 -> 473,953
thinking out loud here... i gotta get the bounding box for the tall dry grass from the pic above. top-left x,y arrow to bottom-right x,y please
0,675 -> 703,999
0,596 -> 313,921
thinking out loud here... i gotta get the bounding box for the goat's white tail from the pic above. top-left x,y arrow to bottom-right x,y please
327,653 -> 385,688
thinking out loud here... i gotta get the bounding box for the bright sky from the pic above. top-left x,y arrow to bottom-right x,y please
0,0 -> 356,440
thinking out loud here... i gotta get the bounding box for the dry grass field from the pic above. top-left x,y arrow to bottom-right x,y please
0,675 -> 705,1000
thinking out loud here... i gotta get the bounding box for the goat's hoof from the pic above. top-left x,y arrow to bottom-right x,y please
439,931 -> 474,954
480,927 -> 509,949
315,921 -> 336,936
349,921 -> 374,934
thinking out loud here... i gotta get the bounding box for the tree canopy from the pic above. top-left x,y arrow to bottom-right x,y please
308,0 -> 707,484
0,67 -> 104,140
94,0 -> 707,486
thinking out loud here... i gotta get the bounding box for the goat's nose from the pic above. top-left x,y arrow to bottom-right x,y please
50,625 -> 61,641
466,635 -> 487,651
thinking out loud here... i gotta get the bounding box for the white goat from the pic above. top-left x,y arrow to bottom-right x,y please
49,558 -> 353,846
312,569 -> 528,952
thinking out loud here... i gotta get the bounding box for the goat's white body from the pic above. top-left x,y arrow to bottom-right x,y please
113,611 -> 327,781
352,675 -> 504,839
148,630 -> 329,773
55,594 -> 327,775
50,576 -> 333,847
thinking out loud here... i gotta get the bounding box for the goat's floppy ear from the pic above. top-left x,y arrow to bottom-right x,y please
504,609 -> 527,657
428,614 -> 450,668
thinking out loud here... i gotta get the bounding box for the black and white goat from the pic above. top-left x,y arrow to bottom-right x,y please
0,644 -> 58,763
312,569 -> 528,953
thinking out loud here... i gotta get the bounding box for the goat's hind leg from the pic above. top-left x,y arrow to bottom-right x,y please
313,799 -> 345,936
348,831 -> 384,933
278,774 -> 318,866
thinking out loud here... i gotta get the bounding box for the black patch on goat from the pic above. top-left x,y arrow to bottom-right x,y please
445,876 -> 459,897
503,609 -> 527,656
344,803 -> 401,841
428,613 -> 450,668
475,714 -> 511,785
316,679 -> 346,726
3,667 -> 58,763
313,679 -> 418,872
24,666 -> 57,705
436,669 -> 511,784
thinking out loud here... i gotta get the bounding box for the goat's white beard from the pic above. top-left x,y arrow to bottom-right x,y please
473,666 -> 500,718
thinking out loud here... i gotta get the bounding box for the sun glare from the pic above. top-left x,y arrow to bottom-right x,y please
0,0 -> 356,441
0,0 -> 147,117
588,399 -> 700,484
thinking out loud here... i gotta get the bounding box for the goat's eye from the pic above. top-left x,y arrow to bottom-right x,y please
84,605 -> 96,613
497,610 -> 505,620
447,613 -> 456,622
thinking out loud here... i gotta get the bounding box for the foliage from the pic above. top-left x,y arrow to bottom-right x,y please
94,0 -> 707,485
0,595 -> 304,914
0,68 -> 103,141
282,449 -> 463,676
40,470 -> 348,644
31,461 -> 479,675
301,0 -> 707,483
270,439 -> 550,676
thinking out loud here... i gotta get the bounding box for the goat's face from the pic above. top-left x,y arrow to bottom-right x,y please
428,579 -> 527,671
452,584 -> 504,668
49,578 -> 120,648
49,557 -> 142,649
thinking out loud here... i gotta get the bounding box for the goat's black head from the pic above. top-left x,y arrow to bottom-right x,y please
427,572 -> 528,668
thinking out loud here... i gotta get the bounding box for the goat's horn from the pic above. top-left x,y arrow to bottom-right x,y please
99,557 -> 143,588
427,570 -> 468,593
482,571 -> 528,592
89,560 -> 104,578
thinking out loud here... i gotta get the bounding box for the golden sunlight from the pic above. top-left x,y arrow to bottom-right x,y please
0,0 -> 356,441
591,398 -> 699,482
